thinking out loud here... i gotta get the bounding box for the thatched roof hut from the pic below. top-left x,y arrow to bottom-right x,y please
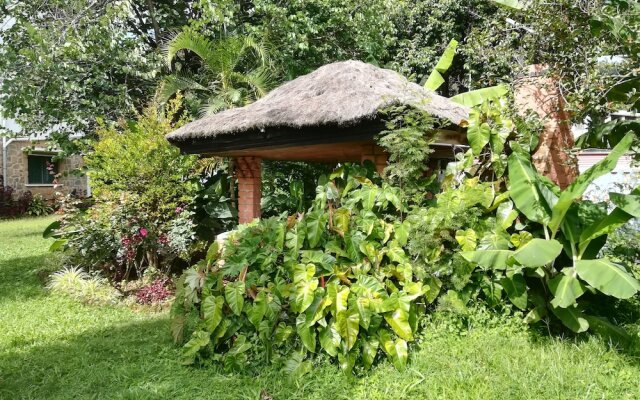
167,60 -> 469,157
166,60 -> 470,223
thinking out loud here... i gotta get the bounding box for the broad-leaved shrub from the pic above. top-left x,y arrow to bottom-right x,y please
172,165 -> 429,373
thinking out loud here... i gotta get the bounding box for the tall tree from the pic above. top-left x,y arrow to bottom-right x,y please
242,0 -> 401,79
0,0 -> 197,149
387,0 -> 501,97
463,0 -> 638,121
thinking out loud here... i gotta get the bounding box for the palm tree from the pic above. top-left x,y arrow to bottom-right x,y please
157,30 -> 274,116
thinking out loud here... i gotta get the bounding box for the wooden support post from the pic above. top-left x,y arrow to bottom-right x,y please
235,156 -> 262,224
361,144 -> 388,175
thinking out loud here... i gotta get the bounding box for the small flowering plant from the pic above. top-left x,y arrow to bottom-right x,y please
136,278 -> 173,305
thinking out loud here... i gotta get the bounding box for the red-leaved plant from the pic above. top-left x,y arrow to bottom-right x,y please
136,278 -> 173,305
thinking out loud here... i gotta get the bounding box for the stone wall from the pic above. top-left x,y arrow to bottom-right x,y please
2,139 -> 88,199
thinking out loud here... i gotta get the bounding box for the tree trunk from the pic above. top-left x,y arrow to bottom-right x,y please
145,0 -> 161,46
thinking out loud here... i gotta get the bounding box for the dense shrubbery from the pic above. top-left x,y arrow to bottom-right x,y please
171,100 -> 640,374
605,222 -> 640,279
172,164 -> 427,373
0,186 -> 54,218
0,186 -> 31,217
47,98 -> 219,288
261,161 -> 334,218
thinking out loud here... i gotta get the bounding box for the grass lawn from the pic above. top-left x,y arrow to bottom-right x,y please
1,217 -> 640,399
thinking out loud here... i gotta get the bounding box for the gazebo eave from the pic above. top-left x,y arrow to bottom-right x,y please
172,121 -> 466,161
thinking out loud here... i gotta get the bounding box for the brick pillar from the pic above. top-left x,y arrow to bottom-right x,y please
514,64 -> 578,188
235,156 -> 262,224
361,144 -> 388,175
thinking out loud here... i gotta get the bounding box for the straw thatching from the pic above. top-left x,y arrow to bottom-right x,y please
166,60 -> 469,143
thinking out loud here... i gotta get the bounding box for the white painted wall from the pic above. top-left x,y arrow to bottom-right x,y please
578,152 -> 639,201
574,111 -> 639,200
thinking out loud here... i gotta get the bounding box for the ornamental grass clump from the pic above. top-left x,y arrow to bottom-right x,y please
47,266 -> 121,305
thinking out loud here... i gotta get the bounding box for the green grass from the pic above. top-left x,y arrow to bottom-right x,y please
1,217 -> 639,399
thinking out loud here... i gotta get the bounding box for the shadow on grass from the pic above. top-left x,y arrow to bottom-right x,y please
0,254 -> 51,304
0,317 -> 291,400
2,312 -> 640,400
1,231 -> 45,239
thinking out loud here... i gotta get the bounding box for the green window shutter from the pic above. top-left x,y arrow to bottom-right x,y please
27,156 -> 55,184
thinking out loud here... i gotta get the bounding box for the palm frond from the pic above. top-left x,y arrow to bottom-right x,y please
196,157 -> 225,176
221,36 -> 271,75
199,96 -> 229,117
156,73 -> 209,105
212,36 -> 246,76
229,67 -> 274,101
163,30 -> 219,71
241,36 -> 270,67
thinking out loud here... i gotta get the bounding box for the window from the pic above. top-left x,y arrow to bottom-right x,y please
27,155 -> 57,184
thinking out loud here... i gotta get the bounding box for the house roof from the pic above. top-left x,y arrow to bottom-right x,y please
166,60 -> 470,152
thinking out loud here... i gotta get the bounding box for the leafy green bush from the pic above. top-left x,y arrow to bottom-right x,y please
172,165 -> 431,373
377,106 -> 438,202
189,170 -> 238,242
86,97 -> 197,221
261,161 -> 333,218
27,194 -> 54,216
604,222 -> 640,280
48,98 -> 206,283
406,177 -> 495,294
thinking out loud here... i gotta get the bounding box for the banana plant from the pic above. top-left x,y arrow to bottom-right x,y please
424,39 -> 458,91
422,37 -> 509,106
462,132 -> 640,335
450,85 -> 509,107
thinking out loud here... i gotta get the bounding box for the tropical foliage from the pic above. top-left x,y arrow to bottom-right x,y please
261,161 -> 334,218
159,30 -> 273,116
448,101 -> 640,338
172,165 -> 426,373
171,92 -> 640,373
377,107 -> 438,201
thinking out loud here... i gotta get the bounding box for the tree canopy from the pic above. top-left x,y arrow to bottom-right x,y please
1,0 -> 638,148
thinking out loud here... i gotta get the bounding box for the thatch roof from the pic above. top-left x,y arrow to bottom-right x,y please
167,60 -> 469,144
